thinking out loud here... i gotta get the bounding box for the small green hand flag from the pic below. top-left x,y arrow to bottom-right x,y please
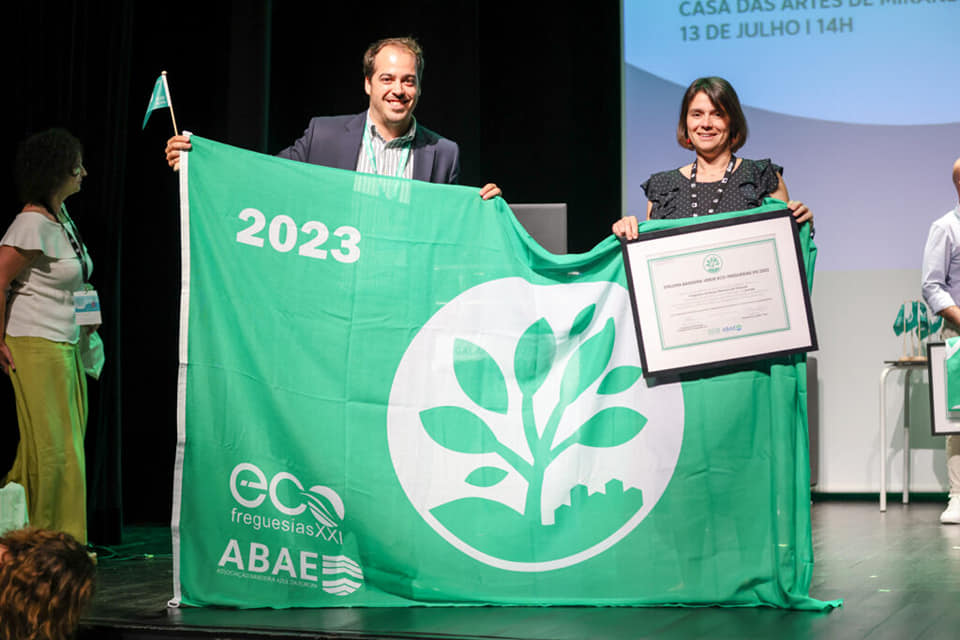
904,301 -> 919,333
917,302 -> 942,339
893,303 -> 905,336
142,72 -> 177,132
895,300 -> 943,339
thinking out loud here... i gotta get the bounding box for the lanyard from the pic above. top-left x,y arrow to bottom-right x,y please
57,205 -> 90,284
689,156 -> 736,216
362,124 -> 412,178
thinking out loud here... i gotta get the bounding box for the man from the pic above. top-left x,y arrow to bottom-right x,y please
165,37 -> 500,199
920,157 -> 960,525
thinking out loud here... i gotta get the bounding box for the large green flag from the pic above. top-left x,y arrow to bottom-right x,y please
172,137 -> 838,611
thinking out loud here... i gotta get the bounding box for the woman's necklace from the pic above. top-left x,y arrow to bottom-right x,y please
689,156 -> 736,216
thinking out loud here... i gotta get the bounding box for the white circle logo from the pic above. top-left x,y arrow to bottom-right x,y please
387,278 -> 683,572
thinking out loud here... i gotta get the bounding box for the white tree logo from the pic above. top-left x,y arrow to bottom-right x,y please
387,278 -> 683,571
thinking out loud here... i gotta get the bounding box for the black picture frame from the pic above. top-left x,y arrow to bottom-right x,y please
621,209 -> 818,378
926,342 -> 960,436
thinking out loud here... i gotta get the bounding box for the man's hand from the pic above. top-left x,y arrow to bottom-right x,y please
165,135 -> 192,171
479,183 -> 501,200
940,306 -> 960,329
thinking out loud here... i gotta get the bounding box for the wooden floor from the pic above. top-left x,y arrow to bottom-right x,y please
79,499 -> 960,639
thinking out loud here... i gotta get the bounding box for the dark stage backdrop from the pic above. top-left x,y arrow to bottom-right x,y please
2,0 -> 621,538
3,2 -> 135,543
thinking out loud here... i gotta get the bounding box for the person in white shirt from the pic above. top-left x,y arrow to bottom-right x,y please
0,129 -> 94,544
920,157 -> 960,524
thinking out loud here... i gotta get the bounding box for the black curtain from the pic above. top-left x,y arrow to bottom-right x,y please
4,0 -> 621,534
3,1 -> 134,543
267,2 -> 622,253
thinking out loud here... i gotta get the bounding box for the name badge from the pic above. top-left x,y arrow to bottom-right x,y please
74,289 -> 102,326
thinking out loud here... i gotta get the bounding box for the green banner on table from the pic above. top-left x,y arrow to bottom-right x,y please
172,137 -> 837,611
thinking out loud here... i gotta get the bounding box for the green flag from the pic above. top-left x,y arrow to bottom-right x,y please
171,137 -> 838,611
142,73 -> 170,129
893,303 -> 906,336
946,337 -> 960,410
904,301 -> 919,333
921,302 -> 943,337
931,313 -> 944,335
918,303 -> 931,339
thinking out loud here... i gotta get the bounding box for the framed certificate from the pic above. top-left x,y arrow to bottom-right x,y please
926,342 -> 960,436
621,209 -> 817,378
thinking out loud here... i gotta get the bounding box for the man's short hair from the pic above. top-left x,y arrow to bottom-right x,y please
362,37 -> 424,81
0,528 -> 95,640
676,77 -> 748,153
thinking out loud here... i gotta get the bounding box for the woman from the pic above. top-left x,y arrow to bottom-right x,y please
0,129 -> 94,545
613,77 -> 811,239
0,527 -> 96,640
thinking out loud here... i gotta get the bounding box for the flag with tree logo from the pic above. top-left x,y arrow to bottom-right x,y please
171,136 -> 838,611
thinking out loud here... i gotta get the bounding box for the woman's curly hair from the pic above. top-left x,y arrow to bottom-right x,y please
13,128 -> 83,214
0,527 -> 95,640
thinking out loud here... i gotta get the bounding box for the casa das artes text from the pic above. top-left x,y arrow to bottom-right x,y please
679,0 -> 845,14
678,0 -> 957,12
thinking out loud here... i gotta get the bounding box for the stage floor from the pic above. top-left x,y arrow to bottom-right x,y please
79,499 -> 960,639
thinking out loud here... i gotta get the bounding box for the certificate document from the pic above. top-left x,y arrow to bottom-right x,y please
649,235 -> 787,350
622,209 -> 817,377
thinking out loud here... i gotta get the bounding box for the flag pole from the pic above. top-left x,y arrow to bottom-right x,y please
161,70 -> 180,136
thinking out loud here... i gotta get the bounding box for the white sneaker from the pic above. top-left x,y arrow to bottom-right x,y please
941,495 -> 960,524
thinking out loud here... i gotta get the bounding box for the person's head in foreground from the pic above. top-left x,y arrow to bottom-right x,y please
0,527 -> 95,640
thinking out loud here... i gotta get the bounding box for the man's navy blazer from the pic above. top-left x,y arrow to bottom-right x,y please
276,112 -> 460,185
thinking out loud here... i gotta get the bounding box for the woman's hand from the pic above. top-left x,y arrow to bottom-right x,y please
787,200 -> 813,225
612,216 -> 640,240
0,341 -> 15,375
770,175 -> 813,226
0,245 -> 40,376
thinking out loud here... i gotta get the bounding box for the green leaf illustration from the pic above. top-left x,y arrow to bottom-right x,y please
420,406 -> 501,454
597,365 -> 643,395
464,466 -> 509,488
453,338 -> 508,414
514,318 -> 556,396
573,407 -> 648,448
557,318 -> 616,408
569,304 -> 596,337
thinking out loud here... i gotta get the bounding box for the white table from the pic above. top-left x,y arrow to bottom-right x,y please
878,359 -> 928,511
